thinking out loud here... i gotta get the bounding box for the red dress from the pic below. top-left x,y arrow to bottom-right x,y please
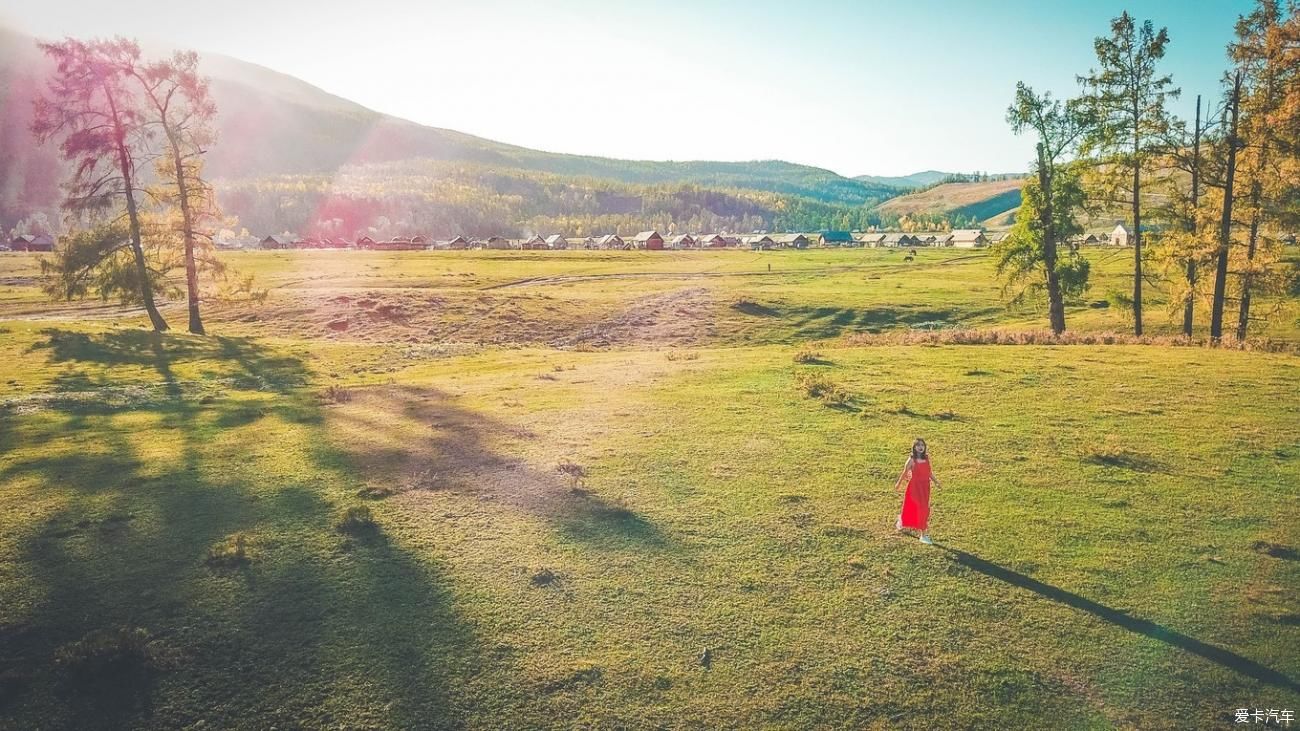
900,459 -> 931,530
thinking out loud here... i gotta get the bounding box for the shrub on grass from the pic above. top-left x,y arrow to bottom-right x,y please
556,461 -> 587,490
796,373 -> 856,409
205,533 -> 252,568
837,329 -> 1299,352
530,568 -> 558,587
335,505 -> 378,535
55,627 -> 174,682
793,347 -> 824,364
665,350 -> 700,361
320,384 -> 353,404
357,484 -> 396,500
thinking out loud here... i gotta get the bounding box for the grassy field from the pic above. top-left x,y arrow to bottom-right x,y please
0,249 -> 1298,729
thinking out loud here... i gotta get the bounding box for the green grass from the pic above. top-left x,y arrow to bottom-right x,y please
0,249 -> 1297,729
2,248 -> 1297,343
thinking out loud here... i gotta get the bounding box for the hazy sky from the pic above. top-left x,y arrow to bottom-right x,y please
2,0 -> 1253,177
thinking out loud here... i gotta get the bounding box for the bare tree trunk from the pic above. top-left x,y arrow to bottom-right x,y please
1131,118 -> 1143,336
167,129 -> 204,334
1211,73 -> 1241,342
1182,95 -> 1201,337
106,85 -> 168,332
1236,206 -> 1259,341
1037,144 -> 1066,334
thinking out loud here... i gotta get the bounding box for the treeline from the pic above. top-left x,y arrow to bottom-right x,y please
216,160 -> 890,239
997,2 -> 1300,340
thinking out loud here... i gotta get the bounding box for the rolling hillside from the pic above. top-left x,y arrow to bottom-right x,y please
853,170 -> 952,189
874,178 -> 1026,228
0,26 -> 901,235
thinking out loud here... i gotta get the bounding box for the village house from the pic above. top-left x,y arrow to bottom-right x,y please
950,229 -> 989,248
372,237 -> 424,250
773,233 -> 810,249
595,234 -> 624,250
522,235 -> 548,250
745,235 -> 775,250
697,234 -> 728,248
260,235 -> 295,250
9,233 -> 56,252
633,231 -> 665,250
443,235 -> 470,250
355,235 -> 376,248
1112,223 -> 1132,247
544,234 -> 568,249
580,237 -> 597,249
855,232 -> 886,247
670,234 -> 697,249
818,231 -> 854,246
481,236 -> 511,250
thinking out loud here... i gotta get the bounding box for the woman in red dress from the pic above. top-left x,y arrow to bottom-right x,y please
894,438 -> 943,544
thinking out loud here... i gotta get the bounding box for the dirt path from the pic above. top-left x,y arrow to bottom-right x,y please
550,287 -> 717,348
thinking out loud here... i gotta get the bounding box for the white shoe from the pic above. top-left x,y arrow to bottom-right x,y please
919,534 -> 933,545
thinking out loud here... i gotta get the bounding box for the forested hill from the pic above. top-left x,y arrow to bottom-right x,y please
218,160 -> 889,239
0,25 -> 902,236
853,170 -> 951,189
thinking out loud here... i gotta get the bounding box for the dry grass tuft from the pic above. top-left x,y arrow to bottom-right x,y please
320,385 -> 353,403
335,505 -> 379,535
205,533 -> 252,568
838,329 -> 1300,352
796,373 -> 857,409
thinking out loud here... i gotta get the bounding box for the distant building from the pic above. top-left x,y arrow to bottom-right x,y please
580,236 -> 597,249
595,234 -> 624,249
444,235 -> 470,250
260,235 -> 294,250
544,234 -> 568,249
818,231 -> 854,246
855,232 -> 886,247
697,233 -> 728,248
355,235 -> 377,249
633,231 -> 665,250
950,229 -> 988,248
670,234 -> 697,249
1112,224 -> 1132,247
745,235 -> 775,250
522,235 -> 548,250
483,236 -> 513,250
10,233 -> 55,252
773,233 -> 810,249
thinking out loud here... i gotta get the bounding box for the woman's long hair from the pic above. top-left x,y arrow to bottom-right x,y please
911,439 -> 928,462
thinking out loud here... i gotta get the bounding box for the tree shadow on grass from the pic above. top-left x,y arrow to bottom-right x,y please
781,304 -> 1006,340
937,544 -> 1300,694
322,384 -> 673,551
1,330 -> 488,729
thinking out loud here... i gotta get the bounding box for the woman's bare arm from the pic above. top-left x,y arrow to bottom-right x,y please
930,462 -> 942,489
894,457 -> 914,493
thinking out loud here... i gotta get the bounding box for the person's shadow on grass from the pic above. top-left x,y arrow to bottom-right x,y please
935,543 -> 1300,694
